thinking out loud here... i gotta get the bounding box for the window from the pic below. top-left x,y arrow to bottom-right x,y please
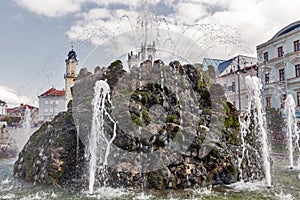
277,46 -> 283,57
279,69 -> 285,81
281,94 -> 287,108
263,52 -> 268,61
298,92 -> 300,106
294,40 -> 300,52
45,100 -> 49,105
266,97 -> 271,108
296,64 -> 300,77
44,108 -> 48,113
232,81 -> 235,92
265,73 -> 270,85
55,101 -> 59,105
50,100 -> 54,105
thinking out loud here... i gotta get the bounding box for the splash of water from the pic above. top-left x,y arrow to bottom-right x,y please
10,107 -> 36,152
284,94 -> 300,169
238,113 -> 250,182
88,80 -> 117,195
245,76 -> 272,188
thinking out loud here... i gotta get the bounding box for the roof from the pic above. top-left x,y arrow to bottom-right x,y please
0,100 -> 7,105
217,57 -> 236,75
67,48 -> 77,61
7,104 -> 38,113
202,58 -> 225,74
217,55 -> 257,75
39,88 -> 65,98
219,64 -> 257,78
272,20 -> 300,40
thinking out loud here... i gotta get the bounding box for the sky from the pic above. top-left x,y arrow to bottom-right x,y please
1,0 -> 300,108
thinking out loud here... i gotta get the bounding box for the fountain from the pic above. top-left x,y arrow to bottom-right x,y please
244,75 -> 272,188
89,80 -> 117,194
7,0 -> 299,198
284,94 -> 300,169
10,106 -> 36,152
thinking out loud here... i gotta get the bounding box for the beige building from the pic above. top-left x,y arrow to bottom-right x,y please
257,20 -> 300,115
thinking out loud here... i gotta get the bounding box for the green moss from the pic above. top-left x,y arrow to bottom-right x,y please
131,114 -> 143,126
142,109 -> 151,124
166,115 -> 177,123
108,60 -> 123,69
197,75 -> 203,90
226,165 -> 238,178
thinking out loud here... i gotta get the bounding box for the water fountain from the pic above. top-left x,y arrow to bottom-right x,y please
89,80 -> 117,194
284,94 -> 300,169
10,106 -> 36,152
244,75 -> 272,188
4,0 -> 300,198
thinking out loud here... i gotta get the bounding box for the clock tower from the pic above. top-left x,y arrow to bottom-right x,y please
65,46 -> 78,109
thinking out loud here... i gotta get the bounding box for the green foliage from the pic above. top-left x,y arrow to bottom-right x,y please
4,116 -> 21,125
266,108 -> 285,145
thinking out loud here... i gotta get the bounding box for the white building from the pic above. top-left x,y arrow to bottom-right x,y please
38,88 -> 65,122
127,42 -> 156,69
216,55 -> 257,112
0,100 -> 7,116
257,20 -> 300,114
38,47 -> 78,122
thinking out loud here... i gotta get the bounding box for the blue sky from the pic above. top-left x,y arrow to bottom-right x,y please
1,0 -> 300,107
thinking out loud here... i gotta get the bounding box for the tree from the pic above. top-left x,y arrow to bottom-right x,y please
266,108 -> 285,145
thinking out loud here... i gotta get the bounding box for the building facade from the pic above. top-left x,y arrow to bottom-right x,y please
38,88 -> 65,122
216,55 -> 257,112
127,42 -> 156,69
257,20 -> 300,113
0,100 -> 7,116
6,104 -> 39,127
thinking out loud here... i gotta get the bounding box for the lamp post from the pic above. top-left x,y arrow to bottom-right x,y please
237,71 -> 241,111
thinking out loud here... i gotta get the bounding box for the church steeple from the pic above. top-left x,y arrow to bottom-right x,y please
64,44 -> 78,109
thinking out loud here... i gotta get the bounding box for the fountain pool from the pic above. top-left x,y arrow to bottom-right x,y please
1,156 -> 300,199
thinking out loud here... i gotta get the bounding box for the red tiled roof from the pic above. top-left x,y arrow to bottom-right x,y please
7,104 -> 38,113
39,87 -> 65,98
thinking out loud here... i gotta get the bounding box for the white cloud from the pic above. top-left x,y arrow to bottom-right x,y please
15,0 -> 84,17
16,0 -> 300,60
0,85 -> 37,108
